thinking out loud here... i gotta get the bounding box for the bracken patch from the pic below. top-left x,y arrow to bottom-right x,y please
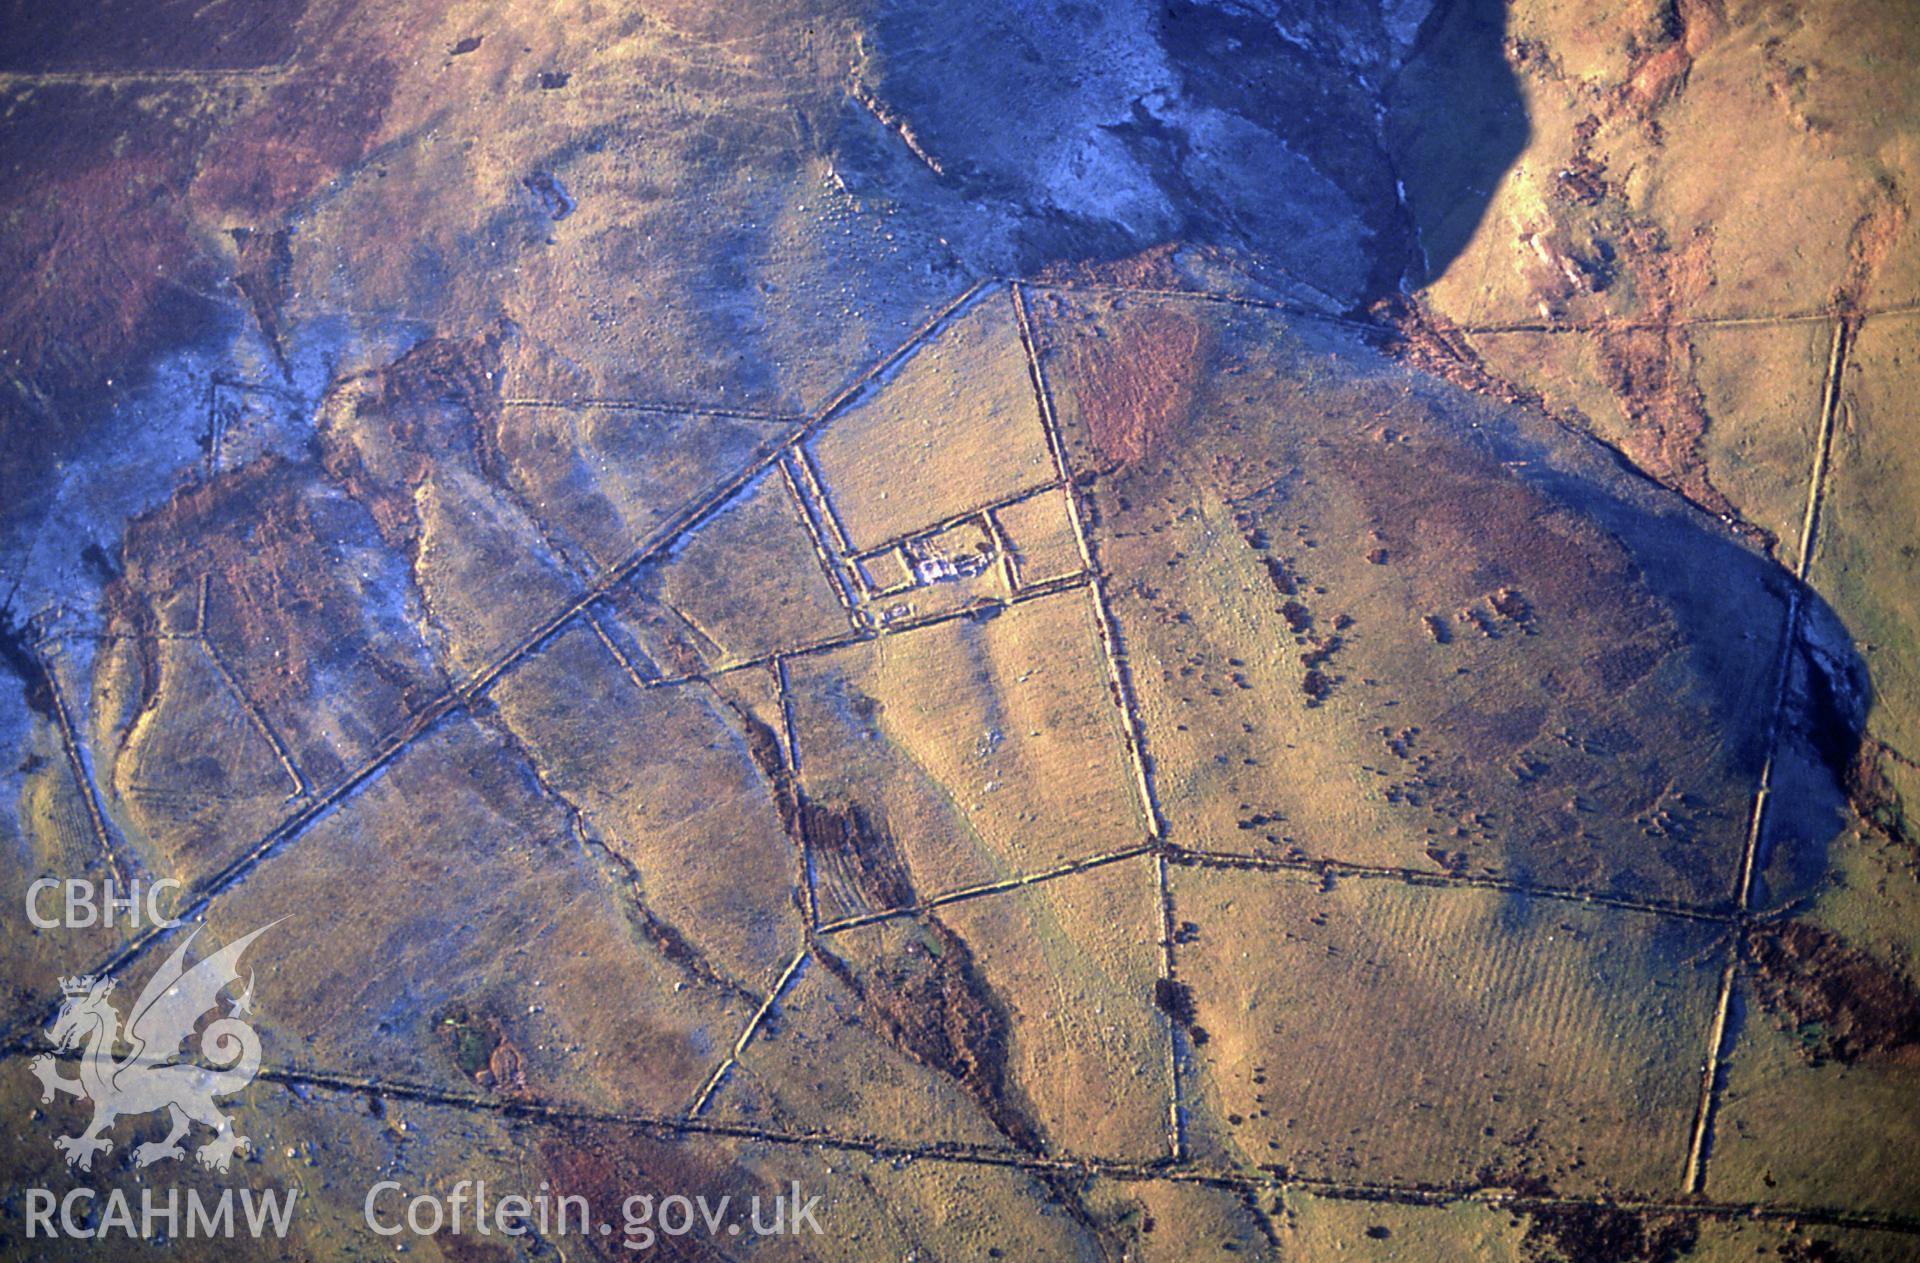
1746,920 -> 1920,1065
1056,301 -> 1210,467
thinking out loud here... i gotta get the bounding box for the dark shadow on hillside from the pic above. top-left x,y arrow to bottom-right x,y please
1385,0 -> 1531,287
1748,596 -> 1878,912
1462,376 -> 1872,913
844,0 -> 1529,307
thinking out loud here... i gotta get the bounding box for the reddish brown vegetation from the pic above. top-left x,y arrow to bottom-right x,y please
539,1126 -> 752,1262
802,800 -> 916,913
1034,242 -> 1188,290
109,453 -> 442,782
189,2 -> 438,222
1626,42 -> 1693,110
317,324 -> 509,552
0,98 -> 219,525
1746,920 -> 1920,1065
111,459 -> 329,712
729,707 -> 1040,1151
1055,302 -> 1210,467
1834,177 -> 1910,312
191,0 -> 471,223
733,706 -> 1043,1157
817,919 -> 1041,1152
1584,232 -> 1730,519
0,0 -> 448,535
1372,294 -> 1528,406
0,149 -> 208,392
733,708 -> 915,913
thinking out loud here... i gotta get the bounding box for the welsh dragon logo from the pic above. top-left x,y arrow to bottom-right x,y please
29,922 -> 277,1174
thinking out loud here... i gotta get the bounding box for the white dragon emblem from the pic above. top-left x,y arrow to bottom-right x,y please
29,922 -> 277,1174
